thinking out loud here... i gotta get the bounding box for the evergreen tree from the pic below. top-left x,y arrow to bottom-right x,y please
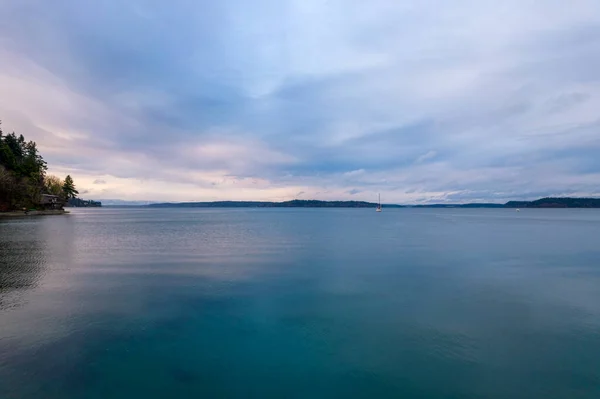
62,175 -> 79,199
0,119 -> 53,210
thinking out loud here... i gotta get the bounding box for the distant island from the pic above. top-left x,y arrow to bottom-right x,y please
67,198 -> 102,208
0,119 -> 100,214
147,197 -> 600,209
148,200 -> 404,208
504,197 -> 600,208
414,197 -> 600,208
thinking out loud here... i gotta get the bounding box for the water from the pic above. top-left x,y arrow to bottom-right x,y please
1,208 -> 600,398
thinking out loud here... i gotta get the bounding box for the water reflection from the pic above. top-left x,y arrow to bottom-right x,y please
0,220 -> 47,310
0,216 -> 76,310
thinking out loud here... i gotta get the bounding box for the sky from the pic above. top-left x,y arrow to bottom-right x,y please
1,0 -> 599,204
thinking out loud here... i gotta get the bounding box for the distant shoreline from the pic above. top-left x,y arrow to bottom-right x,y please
141,197 -> 600,209
146,200 -> 400,209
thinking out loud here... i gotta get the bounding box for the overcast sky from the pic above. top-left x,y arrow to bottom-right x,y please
1,0 -> 599,203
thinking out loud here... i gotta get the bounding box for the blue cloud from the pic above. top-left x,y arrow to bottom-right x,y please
1,0 -> 600,202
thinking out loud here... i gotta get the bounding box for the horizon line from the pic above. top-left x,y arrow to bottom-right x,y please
92,196 -> 600,206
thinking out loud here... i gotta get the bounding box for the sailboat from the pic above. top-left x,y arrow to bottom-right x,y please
376,193 -> 382,212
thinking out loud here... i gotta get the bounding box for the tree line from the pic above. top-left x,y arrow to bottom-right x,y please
0,120 -> 79,211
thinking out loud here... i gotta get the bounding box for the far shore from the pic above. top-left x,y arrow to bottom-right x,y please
0,210 -> 69,218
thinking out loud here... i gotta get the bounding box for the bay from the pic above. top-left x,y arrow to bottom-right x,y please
1,208 -> 600,398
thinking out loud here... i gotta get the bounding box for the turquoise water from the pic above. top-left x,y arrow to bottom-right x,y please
1,208 -> 600,398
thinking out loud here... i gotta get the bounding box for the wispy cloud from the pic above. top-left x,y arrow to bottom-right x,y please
1,0 -> 599,203
415,151 -> 437,164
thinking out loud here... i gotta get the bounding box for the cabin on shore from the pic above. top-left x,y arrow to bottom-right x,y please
40,194 -> 63,210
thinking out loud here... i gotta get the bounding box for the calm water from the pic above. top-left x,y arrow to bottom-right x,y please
1,208 -> 600,398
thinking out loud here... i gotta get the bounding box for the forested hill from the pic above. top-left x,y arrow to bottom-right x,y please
414,197 -> 600,208
505,197 -> 600,208
0,126 -> 47,211
147,197 -> 600,208
148,200 -> 404,208
0,119 -> 87,211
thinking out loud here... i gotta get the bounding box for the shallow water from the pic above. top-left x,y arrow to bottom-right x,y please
1,208 -> 600,398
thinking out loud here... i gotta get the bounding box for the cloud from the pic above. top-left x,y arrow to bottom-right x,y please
1,0 -> 600,203
343,169 -> 366,177
544,92 -> 591,114
93,179 -> 107,185
415,151 -> 437,164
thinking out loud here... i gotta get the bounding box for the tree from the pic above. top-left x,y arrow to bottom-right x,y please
0,132 -> 17,171
0,119 -> 53,210
62,175 -> 79,199
0,165 -> 15,211
23,140 -> 47,180
44,175 -> 64,196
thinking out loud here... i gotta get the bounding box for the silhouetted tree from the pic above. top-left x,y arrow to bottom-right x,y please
0,119 -> 50,210
62,175 -> 78,199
